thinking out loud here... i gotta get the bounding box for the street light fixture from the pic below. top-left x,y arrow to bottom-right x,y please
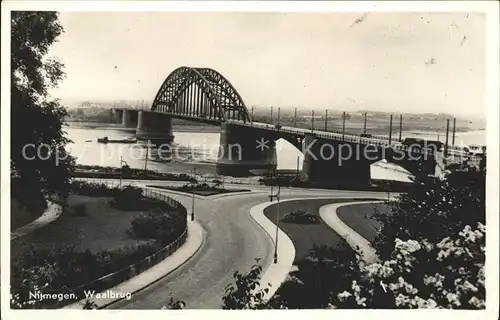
191,167 -> 196,221
119,156 -> 128,188
268,161 -> 280,264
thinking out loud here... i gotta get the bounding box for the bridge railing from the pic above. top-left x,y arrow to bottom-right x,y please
227,120 -> 485,161
230,120 -> 425,154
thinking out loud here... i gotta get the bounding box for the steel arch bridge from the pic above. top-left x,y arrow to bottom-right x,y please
151,66 -> 251,123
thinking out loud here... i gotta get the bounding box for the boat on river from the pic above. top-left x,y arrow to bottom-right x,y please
97,137 -> 137,144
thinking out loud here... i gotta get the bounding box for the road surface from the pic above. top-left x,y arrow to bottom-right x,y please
103,182 -> 388,309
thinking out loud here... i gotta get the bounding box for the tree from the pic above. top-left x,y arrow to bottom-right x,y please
11,11 -> 75,213
372,168 -> 485,260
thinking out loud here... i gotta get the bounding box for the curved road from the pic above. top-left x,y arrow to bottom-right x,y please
93,179 -> 389,309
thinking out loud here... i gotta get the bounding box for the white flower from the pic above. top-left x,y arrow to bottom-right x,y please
337,291 -> 352,300
468,296 -> 485,308
463,280 -> 478,292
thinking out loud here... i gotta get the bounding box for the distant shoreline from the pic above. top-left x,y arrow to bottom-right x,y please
66,121 -> 221,133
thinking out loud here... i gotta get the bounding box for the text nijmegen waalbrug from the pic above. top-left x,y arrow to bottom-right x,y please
29,290 -> 132,302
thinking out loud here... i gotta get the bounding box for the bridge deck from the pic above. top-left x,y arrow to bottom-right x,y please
119,108 -> 481,160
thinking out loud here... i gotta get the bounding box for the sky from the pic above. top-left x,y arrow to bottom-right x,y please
48,11 -> 485,117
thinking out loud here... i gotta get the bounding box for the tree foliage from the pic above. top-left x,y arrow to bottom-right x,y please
372,168 -> 485,260
11,12 -> 75,211
222,258 -> 271,309
271,243 -> 361,309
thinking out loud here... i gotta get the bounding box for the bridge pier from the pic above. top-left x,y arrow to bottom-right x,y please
136,110 -> 174,144
301,134 -> 377,189
122,109 -> 139,128
216,122 -> 277,177
111,109 -> 124,123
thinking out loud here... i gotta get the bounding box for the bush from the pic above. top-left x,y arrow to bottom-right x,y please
11,242 -> 164,309
129,208 -> 187,245
179,182 -> 211,190
270,243 -> 361,309
70,181 -> 119,197
281,210 -> 319,224
110,186 -> 172,211
11,177 -> 48,215
110,186 -> 142,209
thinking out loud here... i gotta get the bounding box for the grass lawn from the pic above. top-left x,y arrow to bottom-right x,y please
336,202 -> 391,242
146,185 -> 250,196
263,198 -> 379,263
11,194 -> 153,258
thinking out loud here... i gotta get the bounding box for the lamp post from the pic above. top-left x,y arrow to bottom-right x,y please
324,109 -> 328,131
399,114 -> 403,141
363,112 -> 367,135
191,167 -> 196,221
144,140 -> 150,172
268,162 -> 280,264
119,156 -> 127,188
444,119 -> 450,158
311,110 -> 315,133
274,185 -> 280,264
389,114 -> 393,145
452,117 -> 456,146
294,107 -> 297,127
342,112 -> 346,140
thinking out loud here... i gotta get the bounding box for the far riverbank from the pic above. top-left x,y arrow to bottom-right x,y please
66,121 -> 221,133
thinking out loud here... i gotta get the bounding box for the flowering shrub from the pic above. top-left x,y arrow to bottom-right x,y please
281,210 -> 319,224
372,168 -> 485,259
335,223 -> 485,309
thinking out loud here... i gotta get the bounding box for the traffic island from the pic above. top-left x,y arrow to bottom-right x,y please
146,183 -> 250,197
263,198 -> 379,262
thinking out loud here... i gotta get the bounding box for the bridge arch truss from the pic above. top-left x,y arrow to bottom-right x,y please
151,67 -> 251,122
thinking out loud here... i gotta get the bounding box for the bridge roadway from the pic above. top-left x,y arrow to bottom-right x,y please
135,109 -> 470,155
140,109 -> 415,152
91,178 -> 390,309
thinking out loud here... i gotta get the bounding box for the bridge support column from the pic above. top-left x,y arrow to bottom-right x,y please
136,111 -> 174,145
216,122 -> 277,177
301,134 -> 377,189
122,109 -> 139,128
112,109 -> 124,123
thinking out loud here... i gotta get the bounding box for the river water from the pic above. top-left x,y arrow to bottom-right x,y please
65,125 -> 485,183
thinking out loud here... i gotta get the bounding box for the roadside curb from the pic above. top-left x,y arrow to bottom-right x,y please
63,219 -> 205,309
11,201 -> 62,240
249,201 -> 295,302
251,196 -> 392,302
319,201 -> 385,264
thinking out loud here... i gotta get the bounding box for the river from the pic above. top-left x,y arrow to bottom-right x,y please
64,125 -> 486,183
